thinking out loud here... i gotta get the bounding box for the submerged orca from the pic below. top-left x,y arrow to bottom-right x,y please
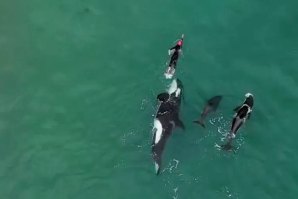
193,95 -> 222,128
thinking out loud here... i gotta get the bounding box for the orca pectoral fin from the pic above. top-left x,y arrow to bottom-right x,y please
152,154 -> 162,175
193,119 -> 205,128
247,112 -> 252,120
152,148 -> 162,175
155,162 -> 161,175
151,130 -> 156,146
176,119 -> 185,130
233,105 -> 242,112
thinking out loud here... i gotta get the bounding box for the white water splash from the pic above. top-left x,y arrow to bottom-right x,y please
120,131 -> 135,145
140,98 -> 149,110
172,187 -> 179,199
163,159 -> 180,174
209,114 -> 245,153
113,160 -> 126,169
220,186 -> 240,199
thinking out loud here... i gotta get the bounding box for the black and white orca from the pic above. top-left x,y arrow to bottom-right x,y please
222,93 -> 254,150
151,79 -> 185,175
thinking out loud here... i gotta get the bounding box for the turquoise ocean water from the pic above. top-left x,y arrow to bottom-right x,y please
0,0 -> 298,198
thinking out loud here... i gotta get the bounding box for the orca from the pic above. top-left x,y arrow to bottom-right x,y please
222,93 -> 254,150
151,79 -> 185,175
193,95 -> 222,128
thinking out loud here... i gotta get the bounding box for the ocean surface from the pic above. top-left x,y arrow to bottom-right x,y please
0,0 -> 298,198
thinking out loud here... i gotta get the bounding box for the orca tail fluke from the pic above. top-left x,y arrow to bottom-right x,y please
193,119 -> 205,128
221,143 -> 233,151
220,139 -> 234,151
